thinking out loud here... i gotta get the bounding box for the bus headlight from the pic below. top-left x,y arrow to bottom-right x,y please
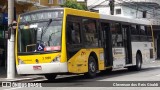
18,59 -> 25,64
51,56 -> 60,63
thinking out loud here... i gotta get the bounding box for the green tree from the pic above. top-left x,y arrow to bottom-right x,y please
61,0 -> 88,10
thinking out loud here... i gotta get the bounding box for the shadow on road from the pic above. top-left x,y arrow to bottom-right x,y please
37,66 -> 160,83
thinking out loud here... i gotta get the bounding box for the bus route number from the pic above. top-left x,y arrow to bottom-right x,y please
42,56 -> 51,60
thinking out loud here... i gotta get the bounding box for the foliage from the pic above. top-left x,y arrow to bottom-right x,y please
61,0 -> 88,10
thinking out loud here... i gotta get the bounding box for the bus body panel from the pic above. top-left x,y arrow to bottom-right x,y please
15,8 -> 155,76
16,53 -> 70,74
17,62 -> 68,74
15,16 -> 20,66
18,53 -> 60,64
131,42 -> 155,65
112,48 -> 126,69
61,8 -> 67,63
68,48 -> 105,73
65,8 -> 100,19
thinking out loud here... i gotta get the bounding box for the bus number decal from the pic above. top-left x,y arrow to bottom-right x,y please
45,57 -> 51,60
81,51 -> 86,56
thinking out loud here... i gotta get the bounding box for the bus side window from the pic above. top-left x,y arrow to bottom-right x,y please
140,25 -> 147,41
131,25 -> 139,41
146,26 -> 152,41
82,19 -> 98,47
67,22 -> 81,44
111,23 -> 123,47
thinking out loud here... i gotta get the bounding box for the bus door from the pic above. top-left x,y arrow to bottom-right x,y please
122,25 -> 132,64
101,22 -> 113,67
111,23 -> 125,69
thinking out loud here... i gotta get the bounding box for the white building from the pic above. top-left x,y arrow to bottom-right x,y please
87,0 -> 160,59
87,0 -> 160,24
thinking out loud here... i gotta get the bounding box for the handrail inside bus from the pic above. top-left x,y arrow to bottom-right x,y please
26,44 -> 36,52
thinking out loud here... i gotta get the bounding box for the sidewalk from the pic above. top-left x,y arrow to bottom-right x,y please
0,66 -> 44,83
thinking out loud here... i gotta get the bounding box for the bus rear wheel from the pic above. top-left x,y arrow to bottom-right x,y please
45,74 -> 57,81
85,56 -> 97,78
135,53 -> 142,71
128,53 -> 142,71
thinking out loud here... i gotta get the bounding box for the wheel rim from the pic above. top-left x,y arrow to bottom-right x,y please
137,55 -> 141,68
89,61 -> 96,72
138,60 -> 141,68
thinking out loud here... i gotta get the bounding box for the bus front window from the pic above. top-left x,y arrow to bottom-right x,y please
18,20 -> 62,53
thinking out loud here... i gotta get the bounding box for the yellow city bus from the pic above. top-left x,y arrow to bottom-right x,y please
15,8 -> 155,80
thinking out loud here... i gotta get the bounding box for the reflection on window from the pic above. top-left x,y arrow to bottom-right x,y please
19,29 -> 37,52
146,26 -> 152,36
18,21 -> 62,53
131,25 -> 140,41
131,25 -> 138,35
146,26 -> 152,42
111,23 -> 123,47
67,22 -> 81,44
140,26 -> 145,35
82,19 -> 98,47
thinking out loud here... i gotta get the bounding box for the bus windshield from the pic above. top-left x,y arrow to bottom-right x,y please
18,20 -> 62,53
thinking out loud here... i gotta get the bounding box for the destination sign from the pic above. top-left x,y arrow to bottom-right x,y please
20,11 -> 63,22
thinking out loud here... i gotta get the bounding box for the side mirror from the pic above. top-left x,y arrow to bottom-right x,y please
12,21 -> 17,30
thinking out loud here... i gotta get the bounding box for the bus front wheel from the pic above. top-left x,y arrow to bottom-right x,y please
85,56 -> 97,78
45,74 -> 57,81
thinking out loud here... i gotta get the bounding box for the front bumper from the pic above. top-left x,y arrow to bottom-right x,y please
17,62 -> 68,74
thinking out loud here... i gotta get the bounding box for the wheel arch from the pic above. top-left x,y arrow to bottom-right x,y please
89,51 -> 99,70
136,50 -> 142,63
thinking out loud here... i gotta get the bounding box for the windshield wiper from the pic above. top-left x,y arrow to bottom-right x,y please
40,19 -> 52,41
48,31 -> 61,46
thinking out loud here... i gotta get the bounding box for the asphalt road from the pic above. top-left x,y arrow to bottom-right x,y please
1,60 -> 160,90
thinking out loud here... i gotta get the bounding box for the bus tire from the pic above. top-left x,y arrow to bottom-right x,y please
128,53 -> 142,71
45,74 -> 57,81
135,53 -> 142,71
85,56 -> 97,78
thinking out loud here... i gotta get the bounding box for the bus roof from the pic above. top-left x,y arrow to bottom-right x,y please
100,14 -> 151,25
20,7 -> 151,25
64,8 -> 151,25
20,8 -> 64,16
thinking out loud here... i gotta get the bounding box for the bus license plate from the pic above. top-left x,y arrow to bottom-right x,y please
33,66 -> 42,70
